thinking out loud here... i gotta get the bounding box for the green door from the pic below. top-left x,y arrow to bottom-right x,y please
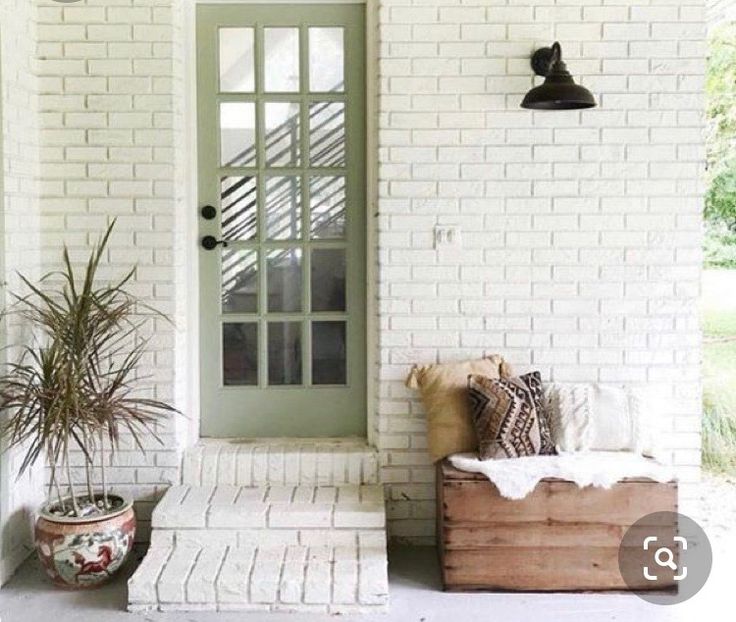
197,4 -> 366,438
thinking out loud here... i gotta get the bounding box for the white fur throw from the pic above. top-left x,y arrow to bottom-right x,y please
449,451 -> 675,500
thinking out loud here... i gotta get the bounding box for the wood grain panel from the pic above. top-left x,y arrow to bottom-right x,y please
443,523 -> 676,549
442,480 -> 677,524
442,547 -> 676,591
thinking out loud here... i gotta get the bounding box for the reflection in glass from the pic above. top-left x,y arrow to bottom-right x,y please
222,249 -> 258,314
220,102 -> 256,167
265,102 -> 300,167
311,248 -> 346,312
309,28 -> 344,92
221,176 -> 257,240
264,28 -> 299,92
219,28 -> 255,92
310,176 -> 345,239
309,102 -> 345,167
268,322 -> 302,385
312,322 -> 346,385
267,248 -> 302,312
223,322 -> 258,385
265,176 -> 301,240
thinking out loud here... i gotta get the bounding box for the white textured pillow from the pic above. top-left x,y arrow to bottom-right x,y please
589,384 -> 634,451
543,382 -> 660,457
628,387 -> 660,459
543,383 -> 593,452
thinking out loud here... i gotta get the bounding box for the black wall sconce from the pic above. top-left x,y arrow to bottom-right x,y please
520,42 -> 596,110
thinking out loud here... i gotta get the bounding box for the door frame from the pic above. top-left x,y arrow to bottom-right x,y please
182,0 -> 379,443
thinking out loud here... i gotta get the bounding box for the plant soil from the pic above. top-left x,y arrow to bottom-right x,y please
45,494 -> 127,520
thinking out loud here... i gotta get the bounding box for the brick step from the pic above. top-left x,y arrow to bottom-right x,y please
152,484 -> 385,534
128,537 -> 388,613
182,438 -> 379,487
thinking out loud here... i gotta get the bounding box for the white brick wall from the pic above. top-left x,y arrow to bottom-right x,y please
0,0 -> 44,583
36,0 -> 187,544
376,0 -> 705,542
707,0 -> 736,28
30,0 -> 705,546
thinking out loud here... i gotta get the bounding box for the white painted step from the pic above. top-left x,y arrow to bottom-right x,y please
183,438 -> 379,487
130,440 -> 388,613
150,484 -> 385,546
128,535 -> 389,613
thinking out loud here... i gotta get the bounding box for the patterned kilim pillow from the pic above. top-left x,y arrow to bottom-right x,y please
468,371 -> 553,460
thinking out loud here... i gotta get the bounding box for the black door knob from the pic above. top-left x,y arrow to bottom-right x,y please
201,205 -> 217,220
201,236 -> 228,250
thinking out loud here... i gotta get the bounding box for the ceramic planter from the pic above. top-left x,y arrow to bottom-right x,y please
34,494 -> 135,588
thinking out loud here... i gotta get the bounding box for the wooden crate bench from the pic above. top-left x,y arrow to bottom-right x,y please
437,460 -> 678,592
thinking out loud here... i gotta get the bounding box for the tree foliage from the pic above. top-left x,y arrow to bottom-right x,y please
706,22 -> 736,229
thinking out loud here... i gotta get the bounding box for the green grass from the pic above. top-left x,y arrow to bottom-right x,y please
702,310 -> 736,337
702,305 -> 736,474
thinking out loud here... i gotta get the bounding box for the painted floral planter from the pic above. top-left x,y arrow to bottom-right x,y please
35,495 -> 136,588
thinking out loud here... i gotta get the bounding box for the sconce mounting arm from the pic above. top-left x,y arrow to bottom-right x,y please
530,41 -> 563,77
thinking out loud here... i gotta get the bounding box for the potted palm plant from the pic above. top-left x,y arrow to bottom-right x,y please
0,222 -> 177,588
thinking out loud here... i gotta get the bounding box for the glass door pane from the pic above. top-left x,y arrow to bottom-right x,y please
219,27 -> 255,92
309,27 -> 345,92
223,323 -> 258,385
265,176 -> 302,240
309,102 -> 345,167
312,322 -> 346,385
222,248 -> 258,313
268,322 -> 302,385
221,176 -> 257,240
265,102 -> 301,167
264,28 -> 299,92
311,248 -> 346,312
220,102 -> 256,167
310,176 -> 346,239
267,249 -> 302,313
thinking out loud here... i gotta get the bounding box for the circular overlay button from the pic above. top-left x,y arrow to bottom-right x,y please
618,511 -> 712,605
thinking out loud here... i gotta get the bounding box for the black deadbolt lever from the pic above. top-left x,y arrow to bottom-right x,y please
201,205 -> 217,220
201,236 -> 228,250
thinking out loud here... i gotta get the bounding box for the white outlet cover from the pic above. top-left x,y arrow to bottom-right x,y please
434,225 -> 461,249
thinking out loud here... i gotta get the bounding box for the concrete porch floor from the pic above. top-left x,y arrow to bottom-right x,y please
0,541 -> 732,622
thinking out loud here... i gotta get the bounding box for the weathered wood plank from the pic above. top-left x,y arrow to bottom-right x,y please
443,522 -> 677,549
442,547 -> 676,591
442,480 -> 677,524
440,461 -> 668,483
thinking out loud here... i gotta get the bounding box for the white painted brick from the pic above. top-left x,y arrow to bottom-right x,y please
157,545 -> 198,603
269,503 -> 333,529
358,545 -> 389,605
333,545 -> 358,604
239,529 -> 299,547
304,546 -> 331,604
217,546 -> 255,604
176,530 -> 236,549
128,546 -> 172,605
279,545 -> 307,603
250,545 -> 285,603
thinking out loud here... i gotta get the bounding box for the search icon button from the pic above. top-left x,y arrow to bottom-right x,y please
654,547 -> 677,571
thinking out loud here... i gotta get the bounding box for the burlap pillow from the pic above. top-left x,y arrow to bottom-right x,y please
467,372 -> 546,460
406,355 -> 513,462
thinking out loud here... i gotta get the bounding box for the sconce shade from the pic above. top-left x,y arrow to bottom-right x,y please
520,42 -> 596,111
